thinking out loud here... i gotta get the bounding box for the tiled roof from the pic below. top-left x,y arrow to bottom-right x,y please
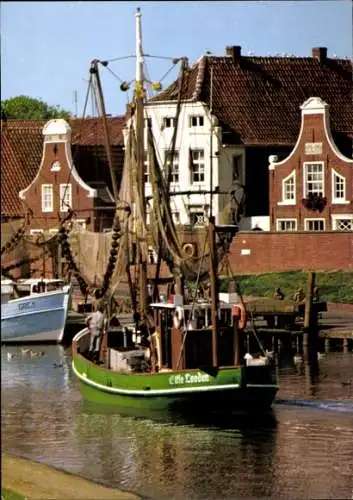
1,128 -> 42,217
151,54 -> 353,145
2,116 -> 126,146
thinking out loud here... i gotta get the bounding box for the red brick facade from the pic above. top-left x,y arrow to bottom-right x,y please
269,97 -> 353,233
227,97 -> 353,275
19,120 -> 96,233
228,231 -> 353,274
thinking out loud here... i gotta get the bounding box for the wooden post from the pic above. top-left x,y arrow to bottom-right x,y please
343,338 -> 348,353
232,313 -> 243,366
304,271 -> 319,368
325,338 -> 330,353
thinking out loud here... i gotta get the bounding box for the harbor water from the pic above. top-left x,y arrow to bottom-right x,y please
2,345 -> 353,499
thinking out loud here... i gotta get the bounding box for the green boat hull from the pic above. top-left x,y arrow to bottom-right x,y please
72,354 -> 278,412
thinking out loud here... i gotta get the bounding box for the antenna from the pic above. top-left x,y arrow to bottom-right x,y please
73,90 -> 78,117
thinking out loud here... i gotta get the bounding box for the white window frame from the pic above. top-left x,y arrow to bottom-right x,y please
51,161 -> 61,172
59,184 -> 72,212
172,211 -> 180,224
162,117 -> 175,129
304,218 -> 325,231
331,169 -> 348,204
189,205 -> 207,226
165,150 -> 179,184
41,184 -> 53,213
144,151 -> 150,184
276,218 -> 297,231
49,228 -> 59,234
30,229 -> 44,236
331,214 -> 353,231
190,149 -> 205,184
303,161 -> 325,198
278,171 -> 296,206
189,115 -> 204,127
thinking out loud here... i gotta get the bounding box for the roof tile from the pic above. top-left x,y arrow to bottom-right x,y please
151,55 -> 353,145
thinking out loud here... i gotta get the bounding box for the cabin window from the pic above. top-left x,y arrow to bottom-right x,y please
304,162 -> 324,197
144,151 -> 150,184
304,218 -> 325,231
165,150 -> 179,183
49,228 -> 59,234
276,219 -> 297,231
189,115 -> 204,127
30,229 -> 44,236
281,171 -> 296,204
162,117 -> 175,129
331,215 -> 353,231
190,149 -> 205,183
60,184 -> 72,212
331,169 -> 347,203
41,184 -> 53,212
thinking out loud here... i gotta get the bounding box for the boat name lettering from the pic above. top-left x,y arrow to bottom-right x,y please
169,372 -> 210,385
18,301 -> 35,311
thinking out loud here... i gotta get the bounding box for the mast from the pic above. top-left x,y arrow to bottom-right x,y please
208,62 -> 218,367
135,7 -> 148,321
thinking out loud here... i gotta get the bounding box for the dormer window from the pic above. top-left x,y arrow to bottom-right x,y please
304,162 -> 324,197
189,115 -> 204,127
332,169 -> 348,204
277,170 -> 295,205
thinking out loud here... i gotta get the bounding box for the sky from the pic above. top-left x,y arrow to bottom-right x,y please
1,1 -> 352,117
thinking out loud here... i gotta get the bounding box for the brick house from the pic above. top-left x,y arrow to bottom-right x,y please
1,116 -> 125,278
269,97 -> 353,233
148,46 -> 352,230
228,97 -> 353,274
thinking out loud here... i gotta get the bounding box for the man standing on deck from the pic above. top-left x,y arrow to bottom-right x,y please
87,303 -> 107,363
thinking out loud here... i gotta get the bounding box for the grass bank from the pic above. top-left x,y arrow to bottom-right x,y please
220,271 -> 353,304
2,489 -> 25,500
2,454 -> 140,500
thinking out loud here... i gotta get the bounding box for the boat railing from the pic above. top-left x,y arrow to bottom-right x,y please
72,327 -> 90,356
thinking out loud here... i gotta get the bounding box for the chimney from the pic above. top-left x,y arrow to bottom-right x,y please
225,46 -> 241,61
312,47 -> 327,63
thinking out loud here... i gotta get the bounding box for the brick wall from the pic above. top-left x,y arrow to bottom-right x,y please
228,231 -> 353,274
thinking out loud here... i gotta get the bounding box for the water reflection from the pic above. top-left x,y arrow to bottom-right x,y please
1,346 -> 353,499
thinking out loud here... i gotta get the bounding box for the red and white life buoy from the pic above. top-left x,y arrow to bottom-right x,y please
231,303 -> 247,330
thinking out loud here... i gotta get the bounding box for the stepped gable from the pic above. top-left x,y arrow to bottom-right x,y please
151,48 -> 353,146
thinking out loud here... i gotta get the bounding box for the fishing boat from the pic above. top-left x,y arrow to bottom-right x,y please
1,278 -> 72,344
71,8 -> 278,413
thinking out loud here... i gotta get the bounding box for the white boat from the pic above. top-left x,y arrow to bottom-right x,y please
1,278 -> 72,344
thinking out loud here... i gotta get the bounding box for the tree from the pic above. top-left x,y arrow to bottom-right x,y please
1,95 -> 71,120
